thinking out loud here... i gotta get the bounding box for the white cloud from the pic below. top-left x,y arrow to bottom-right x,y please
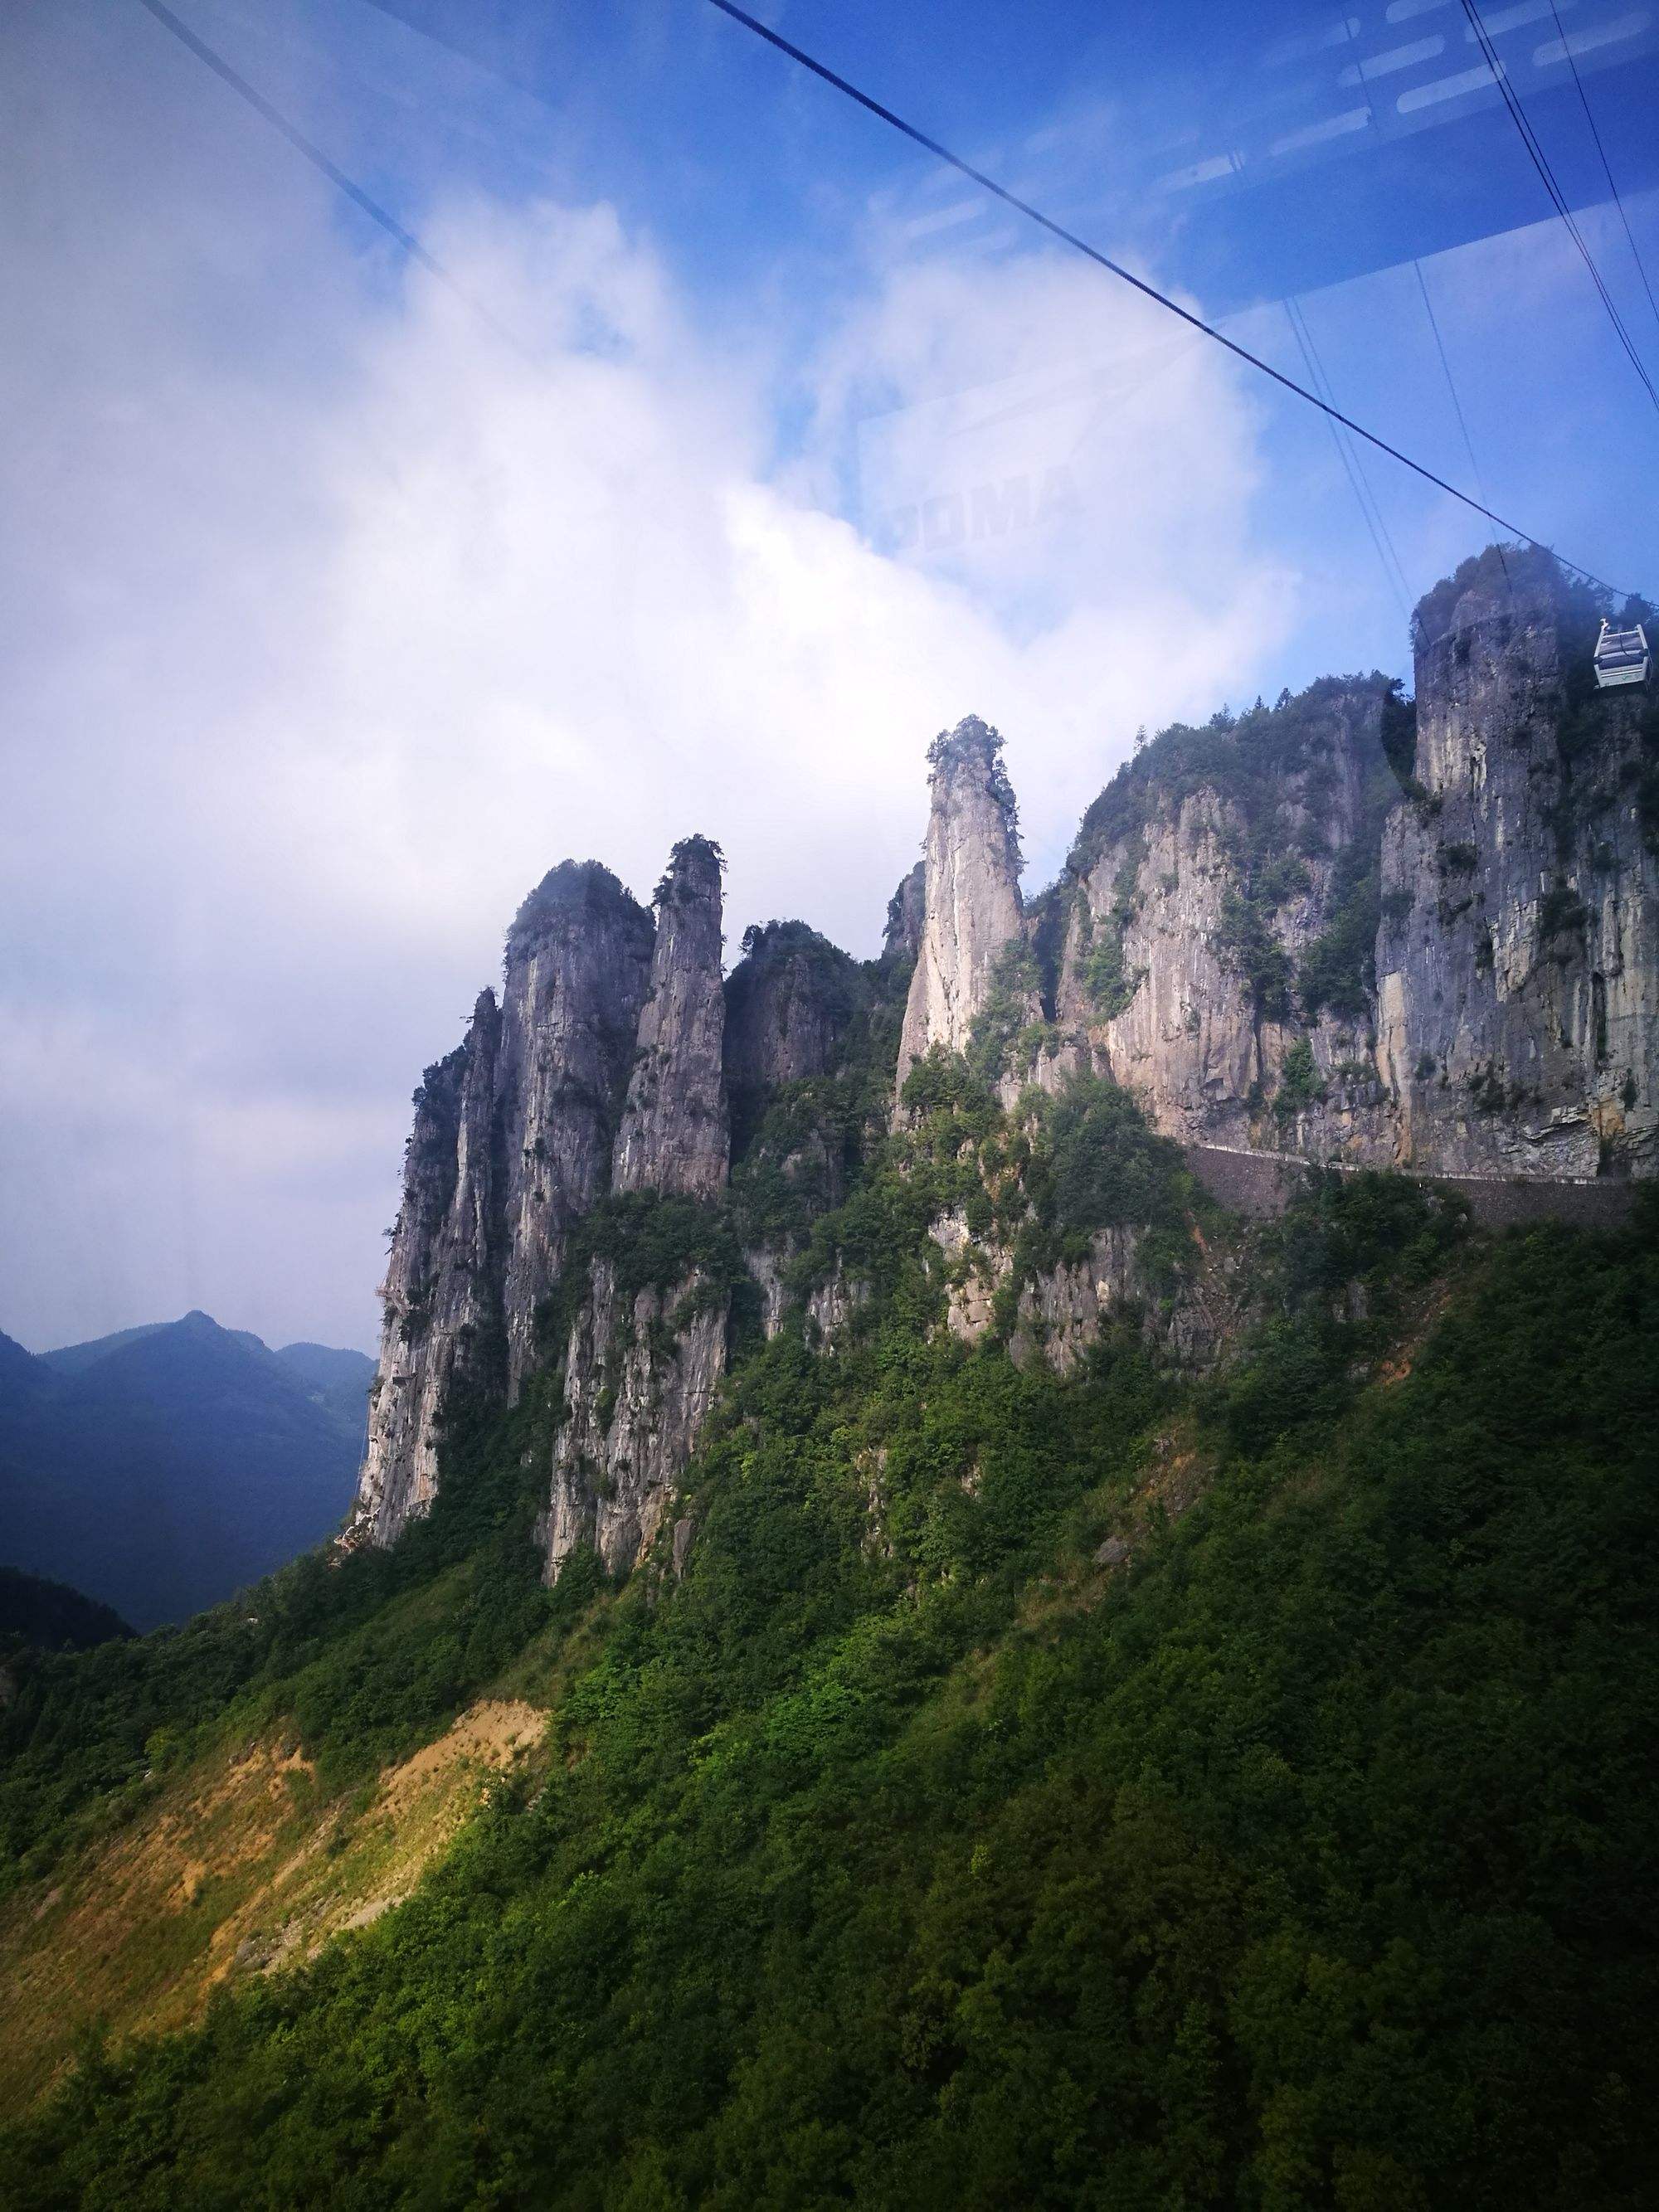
0,17 -> 1295,1351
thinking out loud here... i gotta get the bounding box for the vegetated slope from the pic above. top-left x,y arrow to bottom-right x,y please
0,1314 -> 372,1631
0,1055 -> 1654,2210
0,1697 -> 547,2119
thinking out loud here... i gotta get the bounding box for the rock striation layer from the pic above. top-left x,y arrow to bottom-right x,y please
543,836 -> 732,1581
349,991 -> 501,1547
498,864 -> 655,1392
896,717 -> 1036,1095
1374,570 -> 1656,1175
612,838 -> 729,1200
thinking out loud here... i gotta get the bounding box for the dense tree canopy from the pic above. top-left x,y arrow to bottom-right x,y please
1,1057 -> 1655,2208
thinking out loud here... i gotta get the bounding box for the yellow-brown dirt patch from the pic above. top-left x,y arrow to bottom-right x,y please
0,1699 -> 547,2121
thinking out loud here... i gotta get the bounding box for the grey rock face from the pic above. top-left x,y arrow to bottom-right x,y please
744,1245 -> 791,1339
542,838 -> 733,1583
498,863 -> 654,1393
1375,577 -> 1657,1176
542,1259 -> 726,1581
897,717 -> 1034,1094
672,1514 -> 696,1581
883,861 -> 926,965
1041,567 -> 1655,1179
804,1263 -> 869,1348
931,1205 -> 1012,1341
935,1215 -> 1227,1375
354,841 -> 738,1569
724,922 -> 857,1106
350,863 -> 653,1548
1055,683 -> 1394,1157
613,836 -> 729,1199
350,990 -> 502,1547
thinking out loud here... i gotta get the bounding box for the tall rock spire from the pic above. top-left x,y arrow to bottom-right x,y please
612,834 -> 729,1198
896,717 -> 1029,1094
348,987 -> 502,1547
348,862 -> 654,1550
542,835 -> 732,1583
496,861 -> 655,1394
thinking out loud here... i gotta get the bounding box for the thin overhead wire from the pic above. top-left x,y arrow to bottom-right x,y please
1337,7 -> 1510,602
134,0 -> 1640,603
1545,0 -> 1659,341
1458,0 -> 1659,413
1302,22 -> 1417,615
1411,260 -> 1514,596
131,0 -> 529,357
703,0 -> 1632,596
1284,299 -> 1413,621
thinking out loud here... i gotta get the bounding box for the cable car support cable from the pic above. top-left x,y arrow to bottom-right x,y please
1283,297 -> 1413,621
705,0 -> 1635,596
1458,0 -> 1659,414
1544,0 -> 1659,342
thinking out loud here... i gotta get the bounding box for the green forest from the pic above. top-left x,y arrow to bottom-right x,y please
2,999 -> 1656,2208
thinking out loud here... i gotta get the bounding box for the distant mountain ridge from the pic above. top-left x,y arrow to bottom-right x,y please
0,1314 -> 373,1631
0,1567 -> 131,1653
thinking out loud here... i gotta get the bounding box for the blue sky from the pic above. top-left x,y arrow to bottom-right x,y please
3,0 -> 1657,1351
162,0 -> 1659,605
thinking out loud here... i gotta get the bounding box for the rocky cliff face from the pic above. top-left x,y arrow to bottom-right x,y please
1053,679 -> 1397,1155
897,717 -> 1036,1094
1375,570 -> 1657,1176
351,547 -> 1654,1568
542,1265 -> 726,1579
724,921 -> 858,1120
352,863 -> 654,1548
883,862 -> 925,966
1005,1227 -> 1226,1373
612,838 -> 729,1199
542,836 -> 732,1581
498,863 -> 655,1392
349,990 -> 501,1547
896,556 -> 1654,1180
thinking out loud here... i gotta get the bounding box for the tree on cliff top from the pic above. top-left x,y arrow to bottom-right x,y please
927,714 -> 1021,869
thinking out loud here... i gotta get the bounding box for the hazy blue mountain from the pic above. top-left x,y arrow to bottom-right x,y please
0,1565 -> 132,1651
38,1316 -> 267,1376
0,1312 -> 372,1631
275,1341 -> 377,1435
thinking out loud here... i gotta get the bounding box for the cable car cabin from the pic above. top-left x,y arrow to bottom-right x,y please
1593,620 -> 1651,688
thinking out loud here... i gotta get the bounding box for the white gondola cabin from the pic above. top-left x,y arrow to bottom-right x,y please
1593,620 -> 1650,688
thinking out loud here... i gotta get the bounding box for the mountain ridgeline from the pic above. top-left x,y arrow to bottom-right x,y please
0,1315 -> 373,1631
354,547 -> 1656,1582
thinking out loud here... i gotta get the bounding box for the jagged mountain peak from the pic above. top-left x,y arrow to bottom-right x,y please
614,833 -> 728,1200
346,542 -> 1656,1570
896,713 -> 1030,1091
506,857 -> 650,964
926,714 -> 1020,864
654,833 -> 724,907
